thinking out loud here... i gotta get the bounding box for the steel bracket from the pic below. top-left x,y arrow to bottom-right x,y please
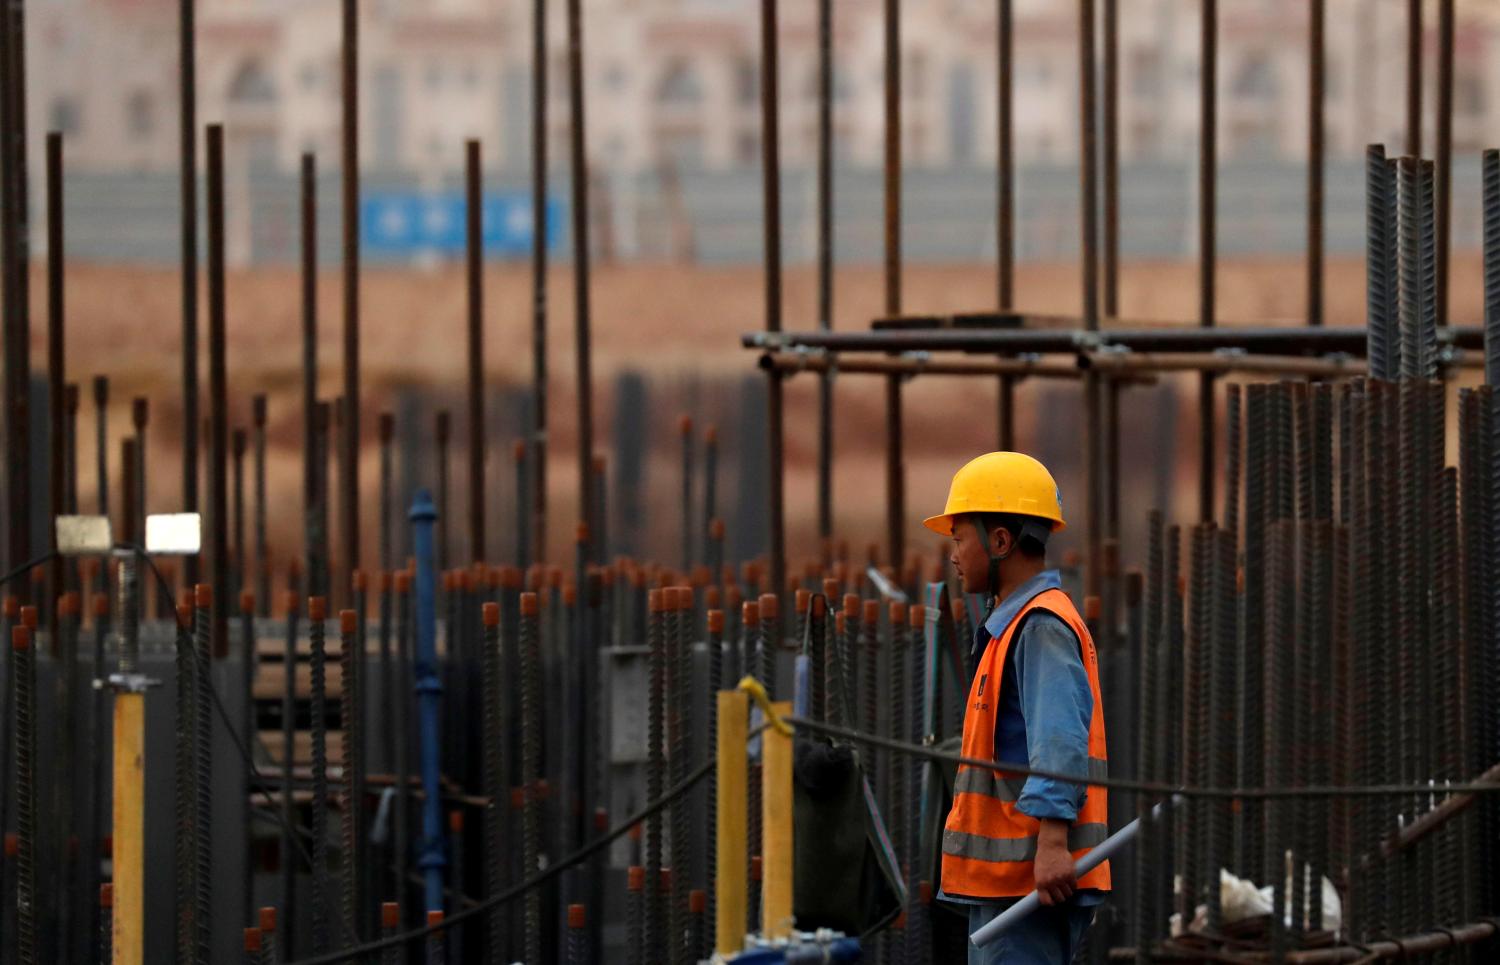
105,672 -> 160,693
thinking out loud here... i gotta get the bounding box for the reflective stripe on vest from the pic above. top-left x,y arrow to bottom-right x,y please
943,822 -> 1109,864
940,587 -> 1112,899
953,757 -> 1108,802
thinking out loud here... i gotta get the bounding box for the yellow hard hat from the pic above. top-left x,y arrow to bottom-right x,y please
922,451 -> 1067,537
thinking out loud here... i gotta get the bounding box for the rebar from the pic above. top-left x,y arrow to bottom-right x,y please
888,600 -> 907,928
13,627 -> 35,965
309,596 -> 331,953
626,866 -> 644,965
207,124 -> 229,658
339,607 -> 366,944
279,592 -> 299,955
668,588 -> 689,964
381,902 -> 400,965
645,588 -> 666,957
425,910 -> 446,965
393,571 -> 412,924
1485,150 -> 1500,386
481,601 -> 503,963
904,604 -> 925,965
253,396 -> 269,616
98,885 -> 112,964
193,586 -> 214,963
520,591 -> 541,965
259,907 -> 277,965
240,590 -> 256,925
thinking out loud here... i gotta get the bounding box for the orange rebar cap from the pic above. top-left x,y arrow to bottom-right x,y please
909,604 -> 926,628
707,609 -> 724,634
240,590 -> 255,614
244,928 -> 262,953
194,583 -> 212,608
483,602 -> 499,627
20,605 -> 36,629
100,883 -> 113,908
568,904 -> 587,929
259,907 -> 276,933
627,865 -> 645,892
308,596 -> 326,621
11,626 -> 28,651
381,902 -> 400,929
520,591 -> 539,617
340,609 -> 357,634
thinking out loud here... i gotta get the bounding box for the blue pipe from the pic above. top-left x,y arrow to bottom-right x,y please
409,488 -> 447,912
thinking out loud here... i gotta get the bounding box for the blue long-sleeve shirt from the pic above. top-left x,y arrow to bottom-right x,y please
942,569 -> 1103,908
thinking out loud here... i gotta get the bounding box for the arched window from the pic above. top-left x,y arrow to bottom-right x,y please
655,60 -> 703,107
228,59 -> 277,104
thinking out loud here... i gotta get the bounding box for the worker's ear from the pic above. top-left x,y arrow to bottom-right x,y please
990,523 -> 1014,560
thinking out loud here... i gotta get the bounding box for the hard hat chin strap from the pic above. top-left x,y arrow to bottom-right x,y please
973,515 -> 1012,602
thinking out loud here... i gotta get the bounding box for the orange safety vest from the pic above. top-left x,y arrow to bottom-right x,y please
941,587 -> 1111,899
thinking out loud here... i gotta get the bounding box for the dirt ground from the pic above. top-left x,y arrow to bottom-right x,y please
27,251 -> 1492,573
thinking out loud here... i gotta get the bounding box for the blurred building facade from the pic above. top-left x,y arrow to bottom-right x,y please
29,0 -> 1500,176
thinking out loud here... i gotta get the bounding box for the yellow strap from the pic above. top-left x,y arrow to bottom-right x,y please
735,675 -> 795,737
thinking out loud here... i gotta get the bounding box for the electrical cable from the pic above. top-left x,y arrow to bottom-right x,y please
785,715 -> 1500,801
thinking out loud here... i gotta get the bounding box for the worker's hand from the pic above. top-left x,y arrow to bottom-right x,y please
1033,820 -> 1077,907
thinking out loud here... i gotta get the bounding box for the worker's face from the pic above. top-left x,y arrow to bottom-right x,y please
949,516 -> 1009,595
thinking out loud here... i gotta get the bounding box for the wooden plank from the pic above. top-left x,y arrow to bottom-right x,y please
715,689 -> 748,957
112,692 -> 146,965
760,701 -> 794,940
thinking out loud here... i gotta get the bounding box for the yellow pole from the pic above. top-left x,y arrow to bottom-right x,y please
112,691 -> 146,965
761,700 -> 794,940
715,689 -> 748,956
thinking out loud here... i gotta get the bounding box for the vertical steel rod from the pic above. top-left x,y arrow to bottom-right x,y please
1198,0 -> 1217,523
529,0 -> 548,566
1080,0 -> 1101,594
253,395 -> 269,616
341,0 -> 360,590
1406,0 -> 1421,158
1102,0 -> 1119,318
816,0 -> 833,543
761,0 -> 786,594
1435,0 -> 1453,328
466,140 -> 486,565
882,0 -> 904,571
179,0 -> 198,588
207,124 -> 229,659
46,133 -> 63,633
302,153 -> 323,600
1307,0 -> 1324,327
567,0 -> 593,566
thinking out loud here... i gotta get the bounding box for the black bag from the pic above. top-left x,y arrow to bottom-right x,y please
792,736 -> 906,937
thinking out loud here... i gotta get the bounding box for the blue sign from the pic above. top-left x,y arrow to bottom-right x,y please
361,191 -> 562,260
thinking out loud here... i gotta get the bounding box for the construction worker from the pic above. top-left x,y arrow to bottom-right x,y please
924,452 -> 1110,964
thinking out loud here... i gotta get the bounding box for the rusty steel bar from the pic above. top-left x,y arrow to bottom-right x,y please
252,395 -> 268,616
1283,920 -> 1497,963
882,0 -> 904,572
1368,145 -> 1398,380
179,0 -> 198,590
0,0 -> 29,593
233,428 -> 246,594
1406,0 -> 1421,158
93,376 -> 107,519
761,353 -> 1084,379
1436,0 -> 1453,328
207,124 -> 229,658
341,0 -> 360,591
302,153 -> 324,600
997,0 -> 1013,310
1308,0 -> 1324,327
1197,0 -> 1217,525
279,590 -> 299,959
761,0 -> 786,595
466,141 -> 486,566
567,0 -> 594,567
816,0 -> 833,544
746,325 -> 1487,355
46,132 -> 62,631
1102,0 -> 1119,319
1079,0 -> 1101,594
529,0 -> 548,566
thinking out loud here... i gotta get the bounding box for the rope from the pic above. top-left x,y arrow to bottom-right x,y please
783,714 -> 1500,801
